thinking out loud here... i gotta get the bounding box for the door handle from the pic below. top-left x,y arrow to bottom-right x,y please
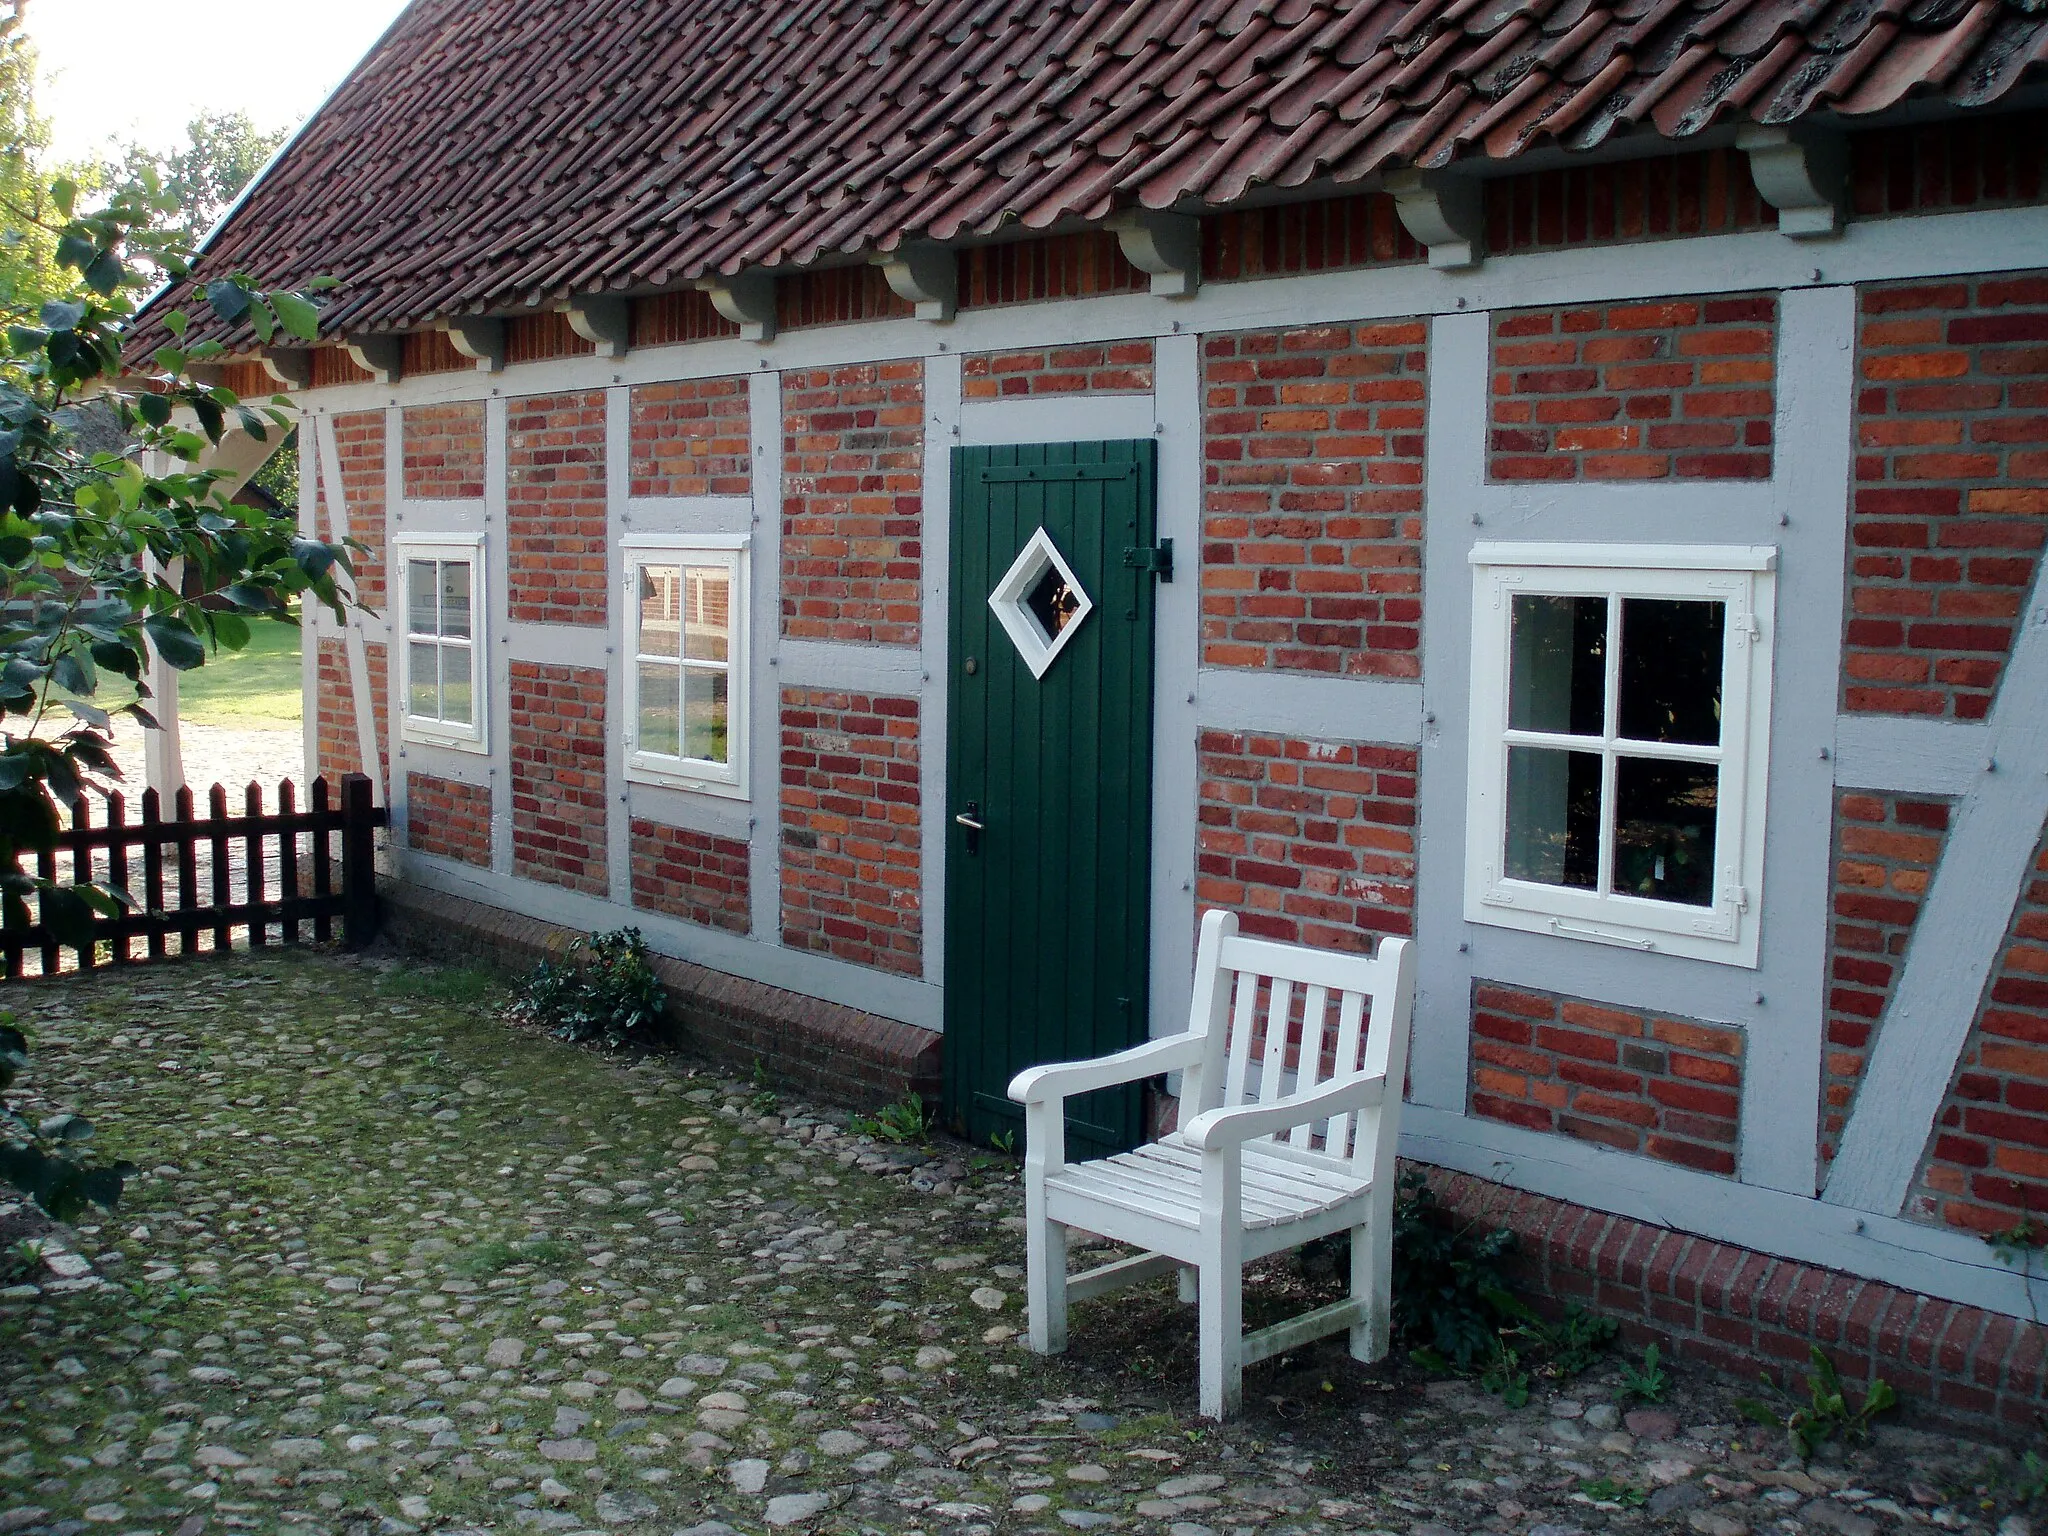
955,801 -> 983,854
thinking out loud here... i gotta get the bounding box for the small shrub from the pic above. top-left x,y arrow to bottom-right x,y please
850,1094 -> 936,1145
512,928 -> 665,1050
1737,1345 -> 1897,1459
1391,1168 -> 1529,1372
1517,1304 -> 1619,1378
1619,1342 -> 1670,1403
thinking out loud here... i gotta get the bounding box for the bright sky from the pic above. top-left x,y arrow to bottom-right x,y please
25,0 -> 414,165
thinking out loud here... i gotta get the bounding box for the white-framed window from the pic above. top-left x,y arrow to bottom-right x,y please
396,534 -> 486,751
1465,543 -> 1776,967
623,536 -> 747,797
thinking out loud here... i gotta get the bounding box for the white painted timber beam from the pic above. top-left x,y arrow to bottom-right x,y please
1738,124 -> 1847,239
261,348 -> 314,390
564,297 -> 630,358
343,334 -> 402,384
442,318 -> 505,373
1385,168 -> 1484,270
873,243 -> 956,322
1106,209 -> 1199,297
1824,560 -> 2048,1214
694,272 -> 776,342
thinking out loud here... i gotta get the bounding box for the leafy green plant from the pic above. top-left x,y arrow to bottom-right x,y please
850,1094 -> 936,1146
746,1059 -> 779,1116
2012,1450 -> 2048,1505
1390,1168 -> 1530,1372
1736,1346 -> 1898,1458
989,1127 -> 1016,1155
512,928 -> 666,1050
1478,1338 -> 1530,1407
1580,1477 -> 1649,1509
454,1236 -> 577,1276
1516,1303 -> 1618,1378
1,1013 -> 135,1219
1620,1342 -> 1670,1403
4,1233 -> 46,1278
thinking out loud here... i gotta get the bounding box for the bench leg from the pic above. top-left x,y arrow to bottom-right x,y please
1349,1211 -> 1392,1363
1196,1239 -> 1244,1420
1177,1265 -> 1197,1304
1026,1209 -> 1069,1354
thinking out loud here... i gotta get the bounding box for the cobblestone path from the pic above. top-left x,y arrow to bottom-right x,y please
0,948 -> 2036,1536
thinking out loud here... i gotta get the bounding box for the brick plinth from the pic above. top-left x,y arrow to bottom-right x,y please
382,882 -> 940,1110
629,377 -> 752,497
1201,322 -> 1427,677
403,402 -> 486,500
508,391 -> 608,626
1423,1165 -> 2047,1441
779,687 -> 920,975
1823,792 -> 1952,1161
1847,272 -> 2048,720
781,363 -> 923,645
630,818 -> 751,935
1470,983 -> 1745,1177
1490,296 -> 1776,482
406,772 -> 491,867
1195,730 -> 1416,948
509,662 -> 607,895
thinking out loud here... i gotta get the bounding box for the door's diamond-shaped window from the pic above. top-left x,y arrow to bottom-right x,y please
989,526 -> 1093,680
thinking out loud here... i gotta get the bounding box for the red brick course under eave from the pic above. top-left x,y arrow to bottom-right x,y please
1201,322 -> 1426,678
1846,271 -> 2048,721
1424,1166 -> 2048,1441
1490,295 -> 1776,482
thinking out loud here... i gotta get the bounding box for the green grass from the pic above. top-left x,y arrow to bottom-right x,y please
176,617 -> 303,727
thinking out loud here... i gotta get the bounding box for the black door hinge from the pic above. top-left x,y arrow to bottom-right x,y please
1121,539 -> 1173,583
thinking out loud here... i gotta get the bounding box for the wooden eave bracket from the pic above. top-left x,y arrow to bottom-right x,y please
1384,168 -> 1483,270
1737,123 -> 1847,239
872,243 -> 956,322
693,272 -> 776,342
564,297 -> 630,357
260,348 -> 315,390
343,334 -> 402,384
442,318 -> 505,373
1107,209 -> 1199,297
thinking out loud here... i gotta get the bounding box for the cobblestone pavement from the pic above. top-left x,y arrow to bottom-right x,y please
1,947 -> 2040,1536
93,719 -> 304,805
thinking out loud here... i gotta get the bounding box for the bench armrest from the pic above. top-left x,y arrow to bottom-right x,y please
1182,1072 -> 1386,1151
1008,1032 -> 1203,1107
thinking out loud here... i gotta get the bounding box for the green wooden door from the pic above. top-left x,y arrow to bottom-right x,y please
945,439 -> 1159,1157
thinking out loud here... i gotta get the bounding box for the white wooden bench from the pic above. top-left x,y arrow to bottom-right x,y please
1008,907 -> 1415,1419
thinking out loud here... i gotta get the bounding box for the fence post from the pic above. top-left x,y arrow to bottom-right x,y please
340,773 -> 379,950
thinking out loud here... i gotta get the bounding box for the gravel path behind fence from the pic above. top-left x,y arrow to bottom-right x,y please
0,948 -> 2038,1536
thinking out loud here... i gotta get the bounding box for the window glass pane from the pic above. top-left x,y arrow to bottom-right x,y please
439,561 -> 472,640
683,567 -> 730,662
408,641 -> 440,719
440,643 -> 472,725
1509,595 -> 1606,736
637,662 -> 680,758
638,566 -> 681,658
1620,599 -> 1723,745
683,666 -> 729,764
408,560 -> 438,637
1612,758 -> 1718,906
1503,746 -> 1601,890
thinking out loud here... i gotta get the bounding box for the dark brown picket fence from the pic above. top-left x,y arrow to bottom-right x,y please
3,771 -> 387,979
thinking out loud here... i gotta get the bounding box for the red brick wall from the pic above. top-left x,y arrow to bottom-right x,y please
962,341 -> 1153,399
1195,731 -> 1416,949
779,265 -> 912,329
311,348 -> 374,389
1201,323 -> 1425,676
407,772 -> 491,867
1490,296 -> 1777,482
1910,821 -> 2048,1236
631,291 -> 741,348
507,391 -> 608,626
1485,148 -> 1769,254
781,363 -> 922,646
401,331 -> 470,377
629,819 -> 751,934
957,232 -> 1145,309
311,637 -> 389,793
1822,792 -> 1952,1163
509,662 -> 607,895
1845,272 -> 2048,720
628,378 -> 751,497
1470,984 -> 1745,1177
779,688 -> 920,975
1850,113 -> 2048,220
402,402 -> 485,500
332,410 -> 388,610
505,312 -> 595,363
1203,192 -> 1419,280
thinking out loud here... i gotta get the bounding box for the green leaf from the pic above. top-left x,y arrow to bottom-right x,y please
136,393 -> 172,428
205,279 -> 252,324
52,179 -> 77,216
165,309 -> 189,339
248,297 -> 276,345
55,232 -> 94,272
142,615 -> 207,671
210,611 -> 250,651
83,249 -> 123,296
270,290 -> 321,341
39,300 -> 86,332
